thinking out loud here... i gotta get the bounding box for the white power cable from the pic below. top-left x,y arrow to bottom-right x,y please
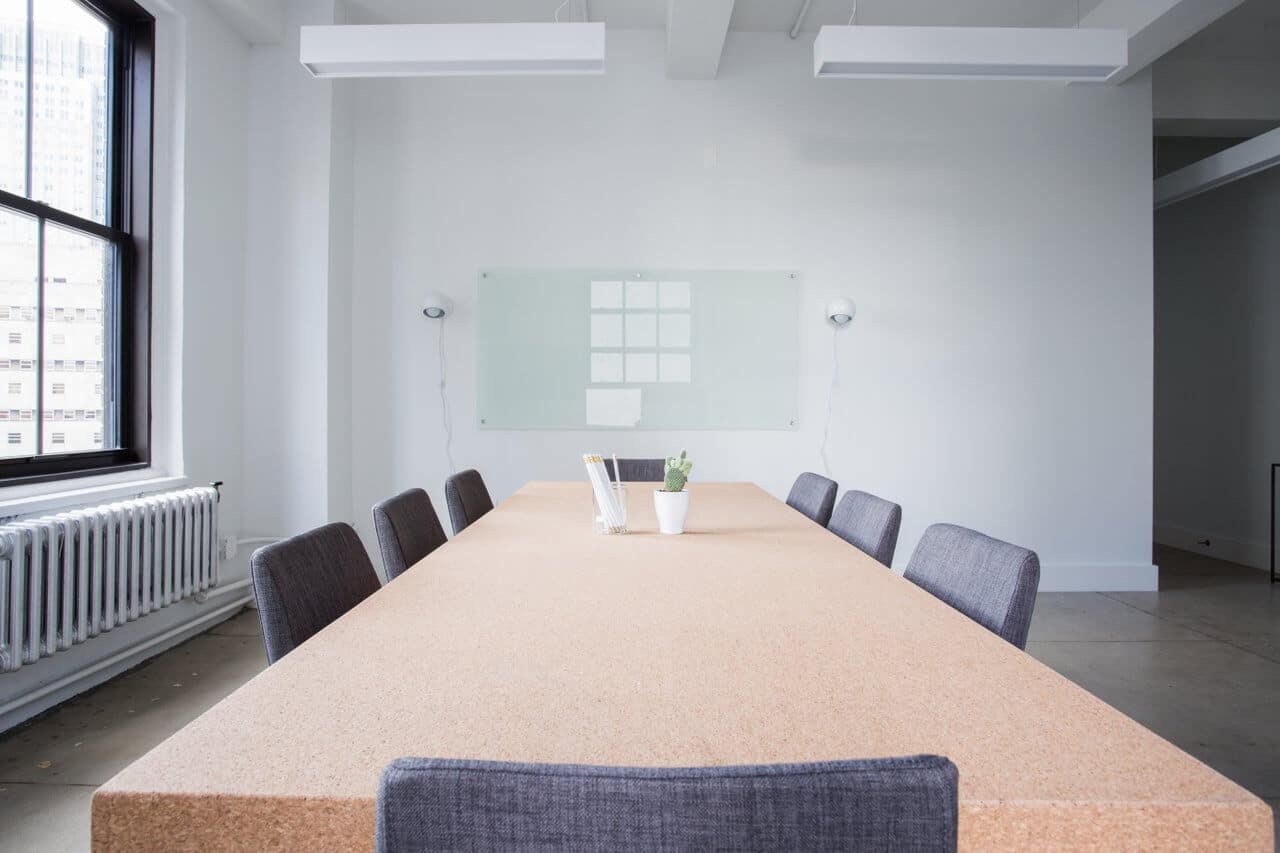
848,0 -> 857,26
436,318 -> 456,475
820,324 -> 840,478
554,0 -> 569,22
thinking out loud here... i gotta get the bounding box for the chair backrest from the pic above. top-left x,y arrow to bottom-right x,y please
444,469 -> 494,536
828,490 -> 903,566
249,522 -> 381,664
603,457 -> 665,482
786,472 -> 838,527
372,488 -> 448,581
377,755 -> 958,853
904,523 -> 1040,649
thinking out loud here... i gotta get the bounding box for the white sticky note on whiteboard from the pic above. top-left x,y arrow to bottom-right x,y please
625,314 -> 657,348
586,388 -> 642,427
660,353 -> 692,383
591,314 -> 623,348
626,281 -> 657,309
591,281 -> 623,309
590,352 -> 623,383
659,314 -> 691,348
659,281 -> 691,309
626,352 -> 658,383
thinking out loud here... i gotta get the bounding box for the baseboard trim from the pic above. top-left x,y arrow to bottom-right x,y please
1038,562 -> 1159,592
0,580 -> 252,733
1153,523 -> 1268,572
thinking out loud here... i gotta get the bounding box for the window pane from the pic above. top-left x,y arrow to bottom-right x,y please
43,221 -> 110,454
0,206 -> 38,458
31,0 -> 109,224
0,0 -> 27,197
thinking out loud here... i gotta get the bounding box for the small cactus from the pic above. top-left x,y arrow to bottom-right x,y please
663,450 -> 693,492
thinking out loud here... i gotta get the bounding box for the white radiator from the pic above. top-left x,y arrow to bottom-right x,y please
0,486 -> 220,674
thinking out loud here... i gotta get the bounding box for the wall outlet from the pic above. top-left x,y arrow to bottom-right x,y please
219,535 -> 238,561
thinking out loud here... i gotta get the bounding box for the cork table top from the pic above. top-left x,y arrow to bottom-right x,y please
92,482 -> 1272,851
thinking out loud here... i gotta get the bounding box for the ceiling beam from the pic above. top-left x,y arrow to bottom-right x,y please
1154,124 -> 1280,208
205,0 -> 286,45
665,0 -> 736,80
1080,0 -> 1245,85
1154,59 -> 1280,134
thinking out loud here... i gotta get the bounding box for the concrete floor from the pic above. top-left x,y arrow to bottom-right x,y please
0,543 -> 1276,851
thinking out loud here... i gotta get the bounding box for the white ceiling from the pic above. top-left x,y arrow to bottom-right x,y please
343,0 -> 1276,64
345,0 -> 1095,31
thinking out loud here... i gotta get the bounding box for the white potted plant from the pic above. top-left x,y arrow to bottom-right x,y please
653,450 -> 693,535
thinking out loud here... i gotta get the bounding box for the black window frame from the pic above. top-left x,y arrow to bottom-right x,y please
0,0 -> 153,486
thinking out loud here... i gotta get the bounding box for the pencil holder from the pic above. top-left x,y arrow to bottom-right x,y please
592,483 -> 628,535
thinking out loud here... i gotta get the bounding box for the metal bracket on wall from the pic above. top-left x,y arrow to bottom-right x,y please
1271,463 -> 1277,584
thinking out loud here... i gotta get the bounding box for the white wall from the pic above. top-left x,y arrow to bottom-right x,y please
241,0 -> 353,541
176,0 -> 249,569
1154,162 -> 1280,570
345,32 -> 1157,591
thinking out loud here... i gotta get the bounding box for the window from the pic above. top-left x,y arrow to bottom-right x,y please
0,0 -> 153,483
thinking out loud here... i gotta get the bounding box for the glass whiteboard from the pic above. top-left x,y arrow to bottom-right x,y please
477,269 -> 799,430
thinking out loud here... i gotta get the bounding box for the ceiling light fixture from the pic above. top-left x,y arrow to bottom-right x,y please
300,23 -> 606,78
813,25 -> 1127,82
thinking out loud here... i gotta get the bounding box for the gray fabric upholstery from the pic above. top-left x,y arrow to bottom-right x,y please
602,457 -> 665,482
828,490 -> 903,566
786,472 -> 838,527
372,488 -> 448,581
904,523 -> 1040,649
377,755 -> 958,853
444,469 -> 494,536
249,523 -> 381,664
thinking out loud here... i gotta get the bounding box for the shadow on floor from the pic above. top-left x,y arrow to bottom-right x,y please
0,610 -> 267,853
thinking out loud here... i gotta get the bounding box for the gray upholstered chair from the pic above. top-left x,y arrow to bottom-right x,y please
828,490 -> 903,566
904,523 -> 1040,650
377,755 -> 958,853
372,488 -> 448,581
444,469 -> 494,536
786,472 -> 838,527
249,523 -> 381,664
602,457 -> 665,482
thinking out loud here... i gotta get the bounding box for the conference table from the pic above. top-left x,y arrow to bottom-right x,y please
93,482 -> 1273,851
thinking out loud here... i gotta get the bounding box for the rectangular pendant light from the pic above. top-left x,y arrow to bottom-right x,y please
300,23 -> 606,78
813,26 -> 1127,82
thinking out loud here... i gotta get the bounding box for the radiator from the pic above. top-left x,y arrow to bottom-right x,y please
0,486 -> 220,673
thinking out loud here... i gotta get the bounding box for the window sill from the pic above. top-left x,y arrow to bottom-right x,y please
0,470 -> 190,520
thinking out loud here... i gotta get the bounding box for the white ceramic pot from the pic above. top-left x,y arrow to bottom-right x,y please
653,489 -> 690,535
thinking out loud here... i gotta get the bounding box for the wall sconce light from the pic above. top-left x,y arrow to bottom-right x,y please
827,297 -> 856,326
423,291 -> 453,320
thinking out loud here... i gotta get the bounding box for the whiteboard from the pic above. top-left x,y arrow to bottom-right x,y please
476,269 -> 799,430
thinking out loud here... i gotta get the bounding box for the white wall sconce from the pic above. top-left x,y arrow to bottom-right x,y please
827,297 -> 856,326
423,291 -> 453,320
